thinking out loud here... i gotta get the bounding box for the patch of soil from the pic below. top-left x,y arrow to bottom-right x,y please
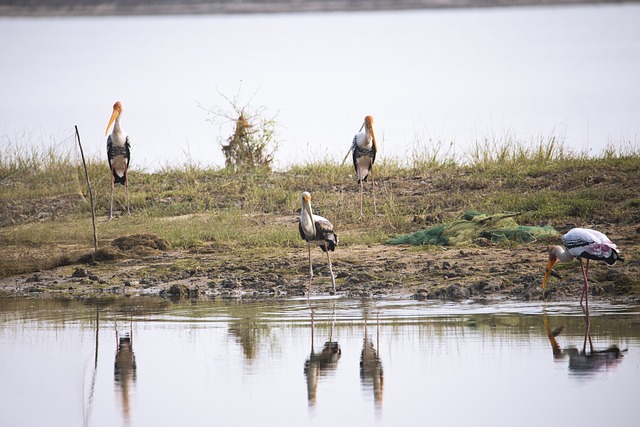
112,234 -> 170,251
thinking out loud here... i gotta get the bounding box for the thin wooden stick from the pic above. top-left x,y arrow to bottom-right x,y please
75,125 -> 98,252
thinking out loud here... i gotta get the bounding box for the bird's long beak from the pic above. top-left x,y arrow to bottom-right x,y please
304,199 -> 316,236
543,316 -> 561,352
542,258 -> 557,290
359,120 -> 365,132
370,127 -> 377,153
105,107 -> 120,136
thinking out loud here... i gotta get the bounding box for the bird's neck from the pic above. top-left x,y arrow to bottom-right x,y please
300,209 -> 315,237
113,116 -> 124,134
553,246 -> 575,263
357,131 -> 373,149
110,118 -> 127,145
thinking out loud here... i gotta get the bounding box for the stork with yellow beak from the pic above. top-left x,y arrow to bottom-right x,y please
542,227 -> 623,352
299,191 -> 338,298
344,116 -> 377,217
105,101 -> 131,220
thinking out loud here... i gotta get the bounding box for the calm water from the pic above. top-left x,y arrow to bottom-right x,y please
1,4 -> 640,170
1,297 -> 638,427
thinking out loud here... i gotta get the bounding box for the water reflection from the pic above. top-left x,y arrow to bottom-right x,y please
84,306 -> 100,427
360,314 -> 384,410
1,298 -> 639,427
543,314 -> 625,379
229,318 -> 261,360
114,321 -> 137,426
304,303 -> 341,406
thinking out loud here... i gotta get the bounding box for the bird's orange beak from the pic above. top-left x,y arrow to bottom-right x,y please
542,257 -> 557,290
105,103 -> 121,136
370,127 -> 377,153
363,116 -> 377,152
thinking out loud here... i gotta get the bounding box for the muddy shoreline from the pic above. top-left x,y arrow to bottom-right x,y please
1,224 -> 638,303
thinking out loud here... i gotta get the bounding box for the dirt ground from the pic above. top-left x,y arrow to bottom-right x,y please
1,223 -> 638,302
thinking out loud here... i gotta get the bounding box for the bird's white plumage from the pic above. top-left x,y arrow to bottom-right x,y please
354,128 -> 374,150
542,226 -> 623,353
300,213 -> 333,246
351,116 -> 378,216
105,101 -> 131,219
299,191 -> 338,296
107,113 -> 130,178
562,227 -> 619,263
352,120 -> 376,182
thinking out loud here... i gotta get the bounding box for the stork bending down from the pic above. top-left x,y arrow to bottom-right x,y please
542,227 -> 623,352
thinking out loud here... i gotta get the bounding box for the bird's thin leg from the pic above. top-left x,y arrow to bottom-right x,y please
308,244 -> 313,302
580,259 -> 590,305
309,304 -> 315,354
109,170 -> 115,220
359,172 -> 364,218
370,164 -> 377,215
579,259 -> 592,353
325,244 -> 336,295
125,167 -> 130,215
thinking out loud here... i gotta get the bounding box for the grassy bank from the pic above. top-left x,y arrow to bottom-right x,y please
1,138 -> 639,278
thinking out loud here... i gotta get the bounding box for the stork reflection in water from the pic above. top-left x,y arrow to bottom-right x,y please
543,314 -> 625,378
361,311 -> 384,409
304,303 -> 341,406
542,227 -> 623,352
115,321 -> 137,426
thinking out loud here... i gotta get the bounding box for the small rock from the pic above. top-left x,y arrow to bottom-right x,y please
220,278 -> 241,289
72,268 -> 88,278
25,274 -> 42,283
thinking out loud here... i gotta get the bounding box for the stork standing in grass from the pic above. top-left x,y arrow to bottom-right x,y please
299,191 -> 338,298
344,116 -> 377,217
105,101 -> 131,219
542,227 -> 623,352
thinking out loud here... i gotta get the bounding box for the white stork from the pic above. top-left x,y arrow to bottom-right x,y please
542,227 -> 623,351
299,191 -> 338,297
105,101 -> 131,220
344,116 -> 378,217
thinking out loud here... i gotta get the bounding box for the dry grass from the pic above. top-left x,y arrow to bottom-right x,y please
1,136 -> 639,277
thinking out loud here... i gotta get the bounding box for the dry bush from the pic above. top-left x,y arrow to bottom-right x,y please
203,85 -> 278,171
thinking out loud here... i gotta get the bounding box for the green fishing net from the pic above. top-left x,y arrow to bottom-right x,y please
386,210 -> 559,246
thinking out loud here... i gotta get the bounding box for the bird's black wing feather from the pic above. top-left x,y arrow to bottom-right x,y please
125,136 -> 131,166
298,221 -> 308,241
107,136 -> 114,169
315,220 -> 338,252
351,135 -> 359,175
562,234 -> 591,250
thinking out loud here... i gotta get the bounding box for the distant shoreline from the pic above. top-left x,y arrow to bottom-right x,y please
0,0 -> 636,17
